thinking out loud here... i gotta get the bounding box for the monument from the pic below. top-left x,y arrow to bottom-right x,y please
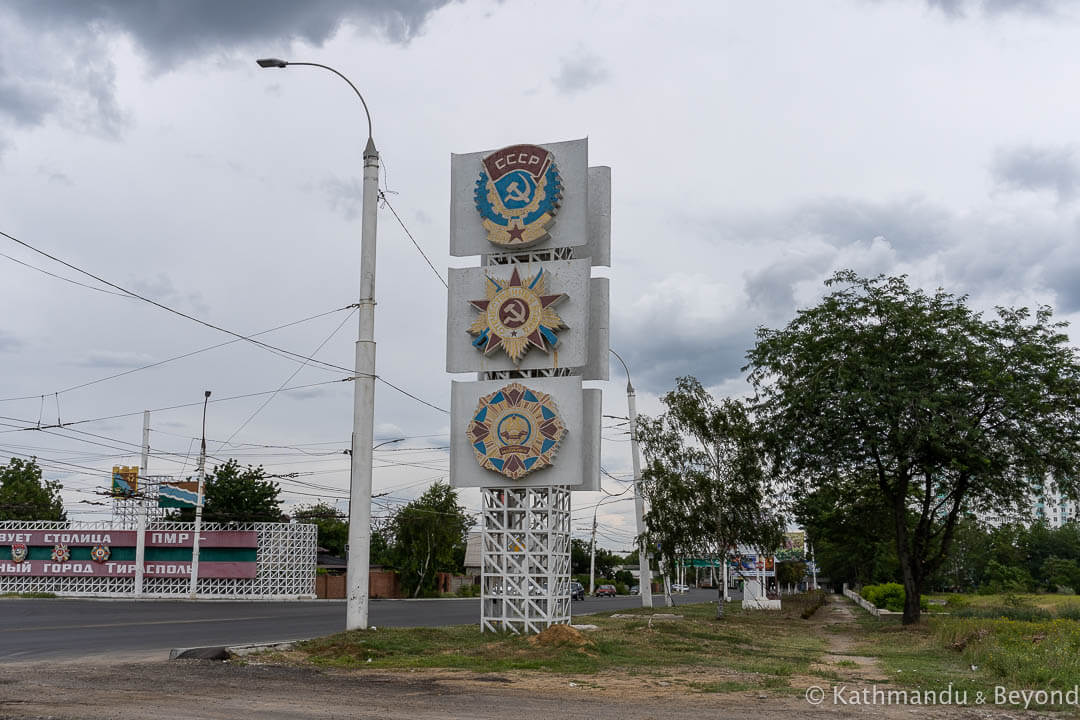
447,139 -> 609,633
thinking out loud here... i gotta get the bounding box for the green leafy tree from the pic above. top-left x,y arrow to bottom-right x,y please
391,482 -> 472,598
636,377 -> 785,616
746,271 -> 1080,623
0,457 -> 65,521
795,478 -> 899,589
292,502 -> 348,556
1042,556 -> 1080,593
168,459 -> 282,523
776,561 -> 807,589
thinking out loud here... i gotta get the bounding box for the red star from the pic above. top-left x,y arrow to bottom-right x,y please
507,223 -> 525,242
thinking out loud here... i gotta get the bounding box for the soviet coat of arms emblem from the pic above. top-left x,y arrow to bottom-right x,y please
474,144 -> 562,249
10,543 -> 28,563
467,382 -> 567,479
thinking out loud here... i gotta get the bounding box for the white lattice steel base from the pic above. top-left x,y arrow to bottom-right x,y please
111,475 -> 167,529
481,486 -> 571,633
0,521 -> 316,599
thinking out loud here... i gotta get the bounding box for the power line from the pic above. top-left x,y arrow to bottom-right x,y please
217,308 -> 357,450
0,250 -> 132,298
379,191 -> 447,289
0,228 -> 355,375
0,232 -> 450,416
49,306 -> 351,401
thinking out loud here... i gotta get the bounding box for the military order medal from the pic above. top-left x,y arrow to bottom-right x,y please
467,382 -> 566,479
467,266 -> 567,364
90,545 -> 111,563
474,144 -> 562,249
51,544 -> 70,562
10,543 -> 27,563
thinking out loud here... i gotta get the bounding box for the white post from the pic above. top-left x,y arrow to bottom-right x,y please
346,137 -> 379,631
189,391 -> 210,599
588,513 -> 597,595
627,387 -> 653,608
810,544 -> 818,591
723,558 -> 729,602
140,410 -> 150,479
135,514 -> 146,598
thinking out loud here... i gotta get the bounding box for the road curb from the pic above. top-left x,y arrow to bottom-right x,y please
170,639 -> 305,661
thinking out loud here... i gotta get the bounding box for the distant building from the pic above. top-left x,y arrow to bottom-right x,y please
1033,479 -> 1077,528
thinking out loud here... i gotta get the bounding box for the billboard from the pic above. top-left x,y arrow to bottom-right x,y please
0,529 -> 257,579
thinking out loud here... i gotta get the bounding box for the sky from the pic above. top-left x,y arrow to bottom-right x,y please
1,0 -> 1079,552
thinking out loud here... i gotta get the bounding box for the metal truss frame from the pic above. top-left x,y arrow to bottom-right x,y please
484,247 -> 574,266
0,520 -> 316,599
111,475 -> 167,529
480,486 -> 571,633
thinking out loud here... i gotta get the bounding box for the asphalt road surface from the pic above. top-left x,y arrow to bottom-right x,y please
0,589 -> 720,662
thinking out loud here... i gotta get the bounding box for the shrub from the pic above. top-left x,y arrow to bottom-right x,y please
861,583 -> 929,612
455,583 -> 480,598
615,582 -> 628,595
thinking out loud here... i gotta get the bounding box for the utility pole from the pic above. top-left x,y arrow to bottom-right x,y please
255,58 -> 379,631
588,511 -> 597,595
610,349 -> 652,608
189,391 -> 210,599
136,409 -> 150,599
140,410 -> 150,481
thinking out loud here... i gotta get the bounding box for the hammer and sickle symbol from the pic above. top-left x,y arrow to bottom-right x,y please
503,180 -> 531,204
500,299 -> 528,326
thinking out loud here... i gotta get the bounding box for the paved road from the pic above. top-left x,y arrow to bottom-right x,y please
0,589 -> 720,661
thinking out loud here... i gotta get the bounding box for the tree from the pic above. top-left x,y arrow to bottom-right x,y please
746,271 -> 1080,623
795,477 -> 901,589
168,459 -> 282,523
776,561 -> 807,590
636,377 -> 785,617
292,502 -> 348,556
0,457 -> 65,521
391,483 -> 472,598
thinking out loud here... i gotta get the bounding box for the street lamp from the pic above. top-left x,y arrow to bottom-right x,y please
257,58 -> 379,631
609,349 -> 653,608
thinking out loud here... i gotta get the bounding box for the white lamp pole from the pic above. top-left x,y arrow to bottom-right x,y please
610,349 -> 653,608
257,58 -> 378,630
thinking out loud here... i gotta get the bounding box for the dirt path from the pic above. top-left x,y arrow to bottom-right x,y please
0,598 -> 1043,719
811,593 -> 889,682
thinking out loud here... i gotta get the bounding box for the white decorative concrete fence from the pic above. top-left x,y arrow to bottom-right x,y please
0,520 -> 316,599
843,583 -> 883,616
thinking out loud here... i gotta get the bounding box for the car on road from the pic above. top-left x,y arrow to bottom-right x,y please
672,583 -> 690,592
630,585 -> 640,595
595,584 -> 617,597
570,581 -> 585,601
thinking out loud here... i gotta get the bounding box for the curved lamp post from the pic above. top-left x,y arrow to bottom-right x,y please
257,58 -> 379,631
609,349 -> 653,608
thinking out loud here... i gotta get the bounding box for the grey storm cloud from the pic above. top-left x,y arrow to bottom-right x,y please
621,190 -> 1080,394
0,1 -> 454,138
992,145 -> 1080,202
6,1 -> 452,62
551,51 -> 611,95
925,0 -> 1065,16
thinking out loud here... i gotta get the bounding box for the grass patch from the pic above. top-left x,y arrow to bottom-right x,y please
281,596 -> 827,689
0,591 -> 57,599
849,604 -> 1080,710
